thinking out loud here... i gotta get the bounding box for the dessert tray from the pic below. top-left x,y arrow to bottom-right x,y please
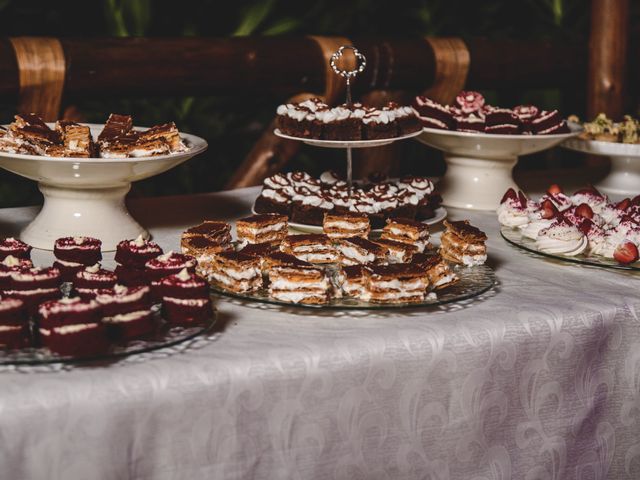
500,226 -> 640,271
562,137 -> 640,197
0,304 -> 217,366
210,263 -> 495,310
274,128 -> 422,148
416,126 -> 581,211
280,207 -> 448,234
0,121 -> 207,251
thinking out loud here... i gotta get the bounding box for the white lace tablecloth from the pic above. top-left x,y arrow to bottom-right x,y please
1,186 -> 639,480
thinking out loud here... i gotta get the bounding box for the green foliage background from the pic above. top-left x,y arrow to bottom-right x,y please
0,0 -> 632,207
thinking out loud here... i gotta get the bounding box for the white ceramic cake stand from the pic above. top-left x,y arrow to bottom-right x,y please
0,124 -> 207,251
562,138 -> 640,197
416,127 -> 581,210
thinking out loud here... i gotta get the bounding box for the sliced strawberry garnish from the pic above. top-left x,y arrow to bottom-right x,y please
616,198 -> 631,210
613,241 -> 639,265
500,188 -> 518,204
574,184 -> 603,198
547,184 -> 563,195
631,194 -> 640,206
540,199 -> 559,219
574,203 -> 594,219
517,190 -> 528,209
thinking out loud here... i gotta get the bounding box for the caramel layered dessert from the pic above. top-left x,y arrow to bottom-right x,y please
336,265 -> 369,298
411,253 -> 459,289
381,218 -> 431,252
335,237 -> 387,266
0,113 -> 189,158
371,238 -> 417,263
323,212 -> 370,239
236,213 -> 288,246
364,264 -> 429,303
268,265 -> 331,304
280,234 -> 337,264
209,251 -> 262,293
439,220 -> 488,266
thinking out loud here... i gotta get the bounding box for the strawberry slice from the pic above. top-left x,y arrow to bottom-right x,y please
540,199 -> 559,219
547,184 -> 563,195
574,184 -> 603,197
500,188 -> 518,204
614,241 -> 639,265
631,195 -> 640,206
574,203 -> 594,219
517,190 -> 528,209
616,198 -> 631,210
577,218 -> 594,235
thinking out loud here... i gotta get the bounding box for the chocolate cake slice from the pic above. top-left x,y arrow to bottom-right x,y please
209,251 -> 262,292
335,237 -> 388,265
236,213 -> 288,246
280,234 -> 337,264
364,264 -> 429,303
438,220 -> 487,266
268,265 -> 331,304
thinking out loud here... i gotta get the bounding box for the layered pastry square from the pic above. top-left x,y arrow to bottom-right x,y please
50,121 -> 95,157
364,264 -> 429,303
238,242 -> 279,264
411,253 -> 459,290
9,114 -> 62,155
268,265 -> 331,304
323,212 -> 370,239
371,239 -> 418,263
336,265 -> 370,298
335,237 -> 388,265
209,251 -> 262,292
236,213 -> 288,246
381,218 -> 430,252
280,234 -> 337,264
263,251 -> 313,271
439,220 -> 488,266
181,221 -> 232,258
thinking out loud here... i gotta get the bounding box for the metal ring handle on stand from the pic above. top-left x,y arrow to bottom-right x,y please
330,45 -> 366,105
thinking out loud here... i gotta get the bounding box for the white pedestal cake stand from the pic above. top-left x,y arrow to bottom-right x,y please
0,124 -> 207,251
416,127 -> 581,211
562,138 -> 640,197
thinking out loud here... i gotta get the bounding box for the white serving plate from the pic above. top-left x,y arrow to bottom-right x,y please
562,137 -> 640,197
274,128 -> 422,148
252,206 -> 447,234
0,124 -> 207,251
416,126 -> 582,211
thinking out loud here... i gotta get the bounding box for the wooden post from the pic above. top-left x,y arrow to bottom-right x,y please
587,0 -> 629,118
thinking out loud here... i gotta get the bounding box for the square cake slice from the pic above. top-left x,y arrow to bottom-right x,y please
439,220 -> 487,266
268,265 -> 331,304
381,217 -> 430,252
370,238 -> 418,263
236,213 -> 288,246
54,121 -> 95,157
280,234 -> 337,264
411,253 -> 459,290
323,212 -> 370,239
209,251 -> 262,292
335,237 -> 388,265
337,265 -> 370,298
364,264 -> 429,303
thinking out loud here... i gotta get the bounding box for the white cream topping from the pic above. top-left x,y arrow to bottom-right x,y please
164,296 -> 209,307
103,310 -> 150,323
2,256 -> 22,267
53,323 -> 98,334
176,268 -> 191,281
369,278 -> 427,290
336,245 -> 375,265
324,220 -> 369,231
433,273 -> 458,287
269,290 -> 327,303
85,263 -> 101,274
0,324 -> 22,332
132,235 -> 146,247
269,277 -> 330,290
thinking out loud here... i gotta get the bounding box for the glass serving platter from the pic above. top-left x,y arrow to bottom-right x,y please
210,264 -> 496,310
500,226 -> 640,271
0,303 -> 217,366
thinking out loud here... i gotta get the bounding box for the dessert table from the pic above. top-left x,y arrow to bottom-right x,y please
1,185 -> 639,480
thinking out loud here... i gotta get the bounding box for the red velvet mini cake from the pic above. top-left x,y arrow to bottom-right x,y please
0,297 -> 29,348
115,235 -> 163,268
4,288 -> 61,315
9,266 -> 61,291
53,260 -> 86,282
54,236 -> 102,265
103,309 -> 155,341
76,287 -> 114,301
40,322 -> 108,357
153,268 -> 208,301
0,256 -> 33,290
74,264 -> 117,290
162,296 -> 212,325
145,251 -> 197,282
0,237 -> 32,260
95,284 -> 152,317
115,264 -> 149,287
38,297 -> 102,329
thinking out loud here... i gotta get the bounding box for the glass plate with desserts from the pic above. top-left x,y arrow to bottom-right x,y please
274,98 -> 423,147
497,184 -> 640,271
0,235 -> 216,365
253,170 -> 446,233
180,213 -> 495,310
